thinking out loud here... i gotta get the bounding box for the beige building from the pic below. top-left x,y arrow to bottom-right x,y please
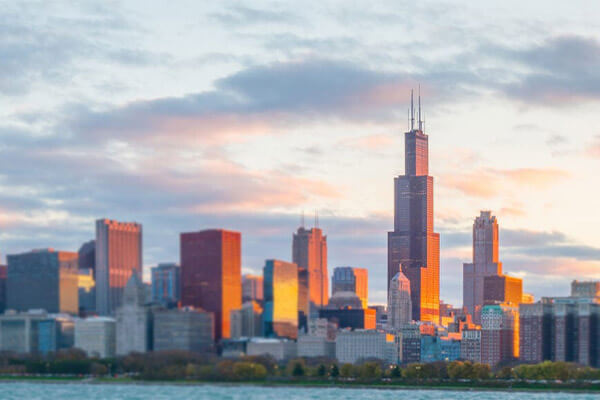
75,317 -> 116,358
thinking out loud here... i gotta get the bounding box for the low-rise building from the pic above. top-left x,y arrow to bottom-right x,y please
74,316 -> 116,358
297,335 -> 335,358
246,338 -> 297,361
336,330 -> 399,364
153,308 -> 214,353
0,310 -> 75,354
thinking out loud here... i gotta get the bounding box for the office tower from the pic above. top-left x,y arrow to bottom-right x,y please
180,229 -> 241,340
292,225 -> 328,310
387,91 -> 440,323
331,267 -> 368,308
463,211 -> 503,323
116,271 -> 150,355
78,240 -> 95,272
75,317 -> 116,358
242,274 -> 263,303
484,274 -> 523,305
263,259 -> 298,339
230,301 -> 263,338
318,308 -> 376,330
95,219 -> 142,315
480,303 -> 518,366
400,324 -> 422,364
0,265 -> 6,314
327,291 -> 363,310
78,268 -> 95,316
336,330 -> 400,364
460,329 -> 482,363
571,280 -> 600,299
388,271 -> 413,329
151,263 -> 181,306
519,302 -> 554,363
7,249 -> 78,314
153,308 -> 214,353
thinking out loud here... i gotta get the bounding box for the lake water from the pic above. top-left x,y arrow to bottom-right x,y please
0,383 -> 597,399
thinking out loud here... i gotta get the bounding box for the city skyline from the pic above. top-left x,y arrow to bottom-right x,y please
2,1 -> 600,307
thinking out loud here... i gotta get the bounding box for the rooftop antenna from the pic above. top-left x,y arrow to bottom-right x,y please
314,210 -> 319,228
407,108 -> 410,132
418,84 -> 423,131
301,210 -> 305,228
410,89 -> 415,131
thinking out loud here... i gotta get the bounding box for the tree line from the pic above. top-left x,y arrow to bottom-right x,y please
1,349 -> 600,383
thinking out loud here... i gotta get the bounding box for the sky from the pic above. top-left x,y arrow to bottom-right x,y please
2,0 -> 600,306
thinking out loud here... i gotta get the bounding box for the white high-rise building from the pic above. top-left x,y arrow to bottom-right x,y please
116,271 -> 150,355
388,271 -> 412,329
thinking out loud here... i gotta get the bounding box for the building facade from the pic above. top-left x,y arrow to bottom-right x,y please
463,211 -> 503,323
293,225 -> 328,311
78,268 -> 95,316
153,308 -> 214,353
180,229 -> 241,340
74,317 -> 116,358
0,265 -> 6,314
116,271 -> 151,355
230,301 -> 263,338
484,274 -> 523,305
263,259 -> 298,339
0,310 -> 74,354
480,303 -> 518,366
336,330 -> 399,364
151,263 -> 181,306
388,271 -> 412,330
95,219 -> 142,316
78,240 -> 95,271
460,329 -> 482,363
242,274 -> 263,303
7,249 -> 79,314
331,267 -> 368,309
319,308 -> 376,331
387,97 -> 440,323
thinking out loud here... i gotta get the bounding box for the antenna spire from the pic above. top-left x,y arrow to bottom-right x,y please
301,210 -> 305,228
418,84 -> 422,131
410,89 -> 414,131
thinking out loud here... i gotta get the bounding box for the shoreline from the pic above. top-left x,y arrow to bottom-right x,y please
1,377 -> 599,394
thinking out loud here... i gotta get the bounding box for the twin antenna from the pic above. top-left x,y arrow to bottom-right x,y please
300,210 -> 319,228
409,85 -> 424,132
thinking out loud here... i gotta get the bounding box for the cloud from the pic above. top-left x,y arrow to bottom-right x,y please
210,5 -> 304,26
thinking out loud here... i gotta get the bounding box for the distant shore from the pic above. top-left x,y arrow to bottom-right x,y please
1,375 -> 599,393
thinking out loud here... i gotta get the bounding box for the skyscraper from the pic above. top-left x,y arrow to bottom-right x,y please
263,259 -> 298,339
331,267 -> 368,309
6,249 -> 79,314
0,265 -> 6,314
95,219 -> 142,316
116,270 -> 150,355
480,303 -> 518,366
151,263 -> 181,306
78,240 -> 96,272
242,274 -> 263,303
388,271 -> 412,329
293,225 -> 328,310
463,211 -> 503,323
180,229 -> 241,340
387,91 -> 440,322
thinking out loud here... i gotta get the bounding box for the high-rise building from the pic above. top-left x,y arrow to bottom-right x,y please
388,271 -> 412,329
263,259 -> 298,339
151,263 -> 181,306
95,219 -> 142,316
116,271 -> 151,355
78,268 -> 95,316
571,280 -> 600,299
180,229 -> 241,340
293,225 -> 328,311
400,324 -> 422,364
480,303 -> 518,366
318,308 -> 376,330
387,92 -> 440,323
484,274 -> 523,305
0,265 -> 6,314
7,249 -> 79,314
230,301 -> 263,338
460,329 -> 482,363
153,308 -> 214,353
519,302 -> 554,363
463,211 -> 503,323
242,274 -> 263,303
331,267 -> 368,308
78,240 -> 95,272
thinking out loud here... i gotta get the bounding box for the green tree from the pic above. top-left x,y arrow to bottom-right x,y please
340,363 -> 354,378
473,363 -> 491,380
90,362 -> 108,376
390,365 -> 402,378
292,361 -> 305,377
359,362 -> 382,380
232,362 -> 267,380
330,364 -> 339,378
316,364 -> 327,377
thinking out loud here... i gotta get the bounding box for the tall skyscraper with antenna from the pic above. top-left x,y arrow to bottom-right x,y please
387,89 -> 440,323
